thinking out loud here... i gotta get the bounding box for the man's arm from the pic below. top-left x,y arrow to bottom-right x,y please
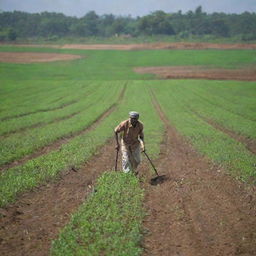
114,121 -> 125,151
139,129 -> 145,152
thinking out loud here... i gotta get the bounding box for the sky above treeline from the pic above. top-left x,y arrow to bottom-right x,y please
1,0 -> 256,17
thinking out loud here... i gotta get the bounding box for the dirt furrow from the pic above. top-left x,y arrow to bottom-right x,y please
141,92 -> 256,256
0,139 -> 118,256
134,66 -> 256,81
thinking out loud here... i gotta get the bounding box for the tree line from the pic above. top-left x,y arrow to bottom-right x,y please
0,6 -> 256,41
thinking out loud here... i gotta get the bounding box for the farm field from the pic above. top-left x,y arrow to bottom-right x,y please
0,44 -> 256,256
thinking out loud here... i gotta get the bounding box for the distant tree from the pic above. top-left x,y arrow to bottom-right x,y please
138,11 -> 175,35
0,9 -> 256,40
80,11 -> 100,36
210,18 -> 230,37
8,28 -> 17,40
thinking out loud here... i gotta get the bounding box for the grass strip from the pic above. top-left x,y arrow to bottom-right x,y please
152,80 -> 256,182
0,81 -> 163,207
188,81 -> 256,121
0,80 -> 89,120
0,83 -> 119,166
51,171 -> 144,256
173,81 -> 256,139
0,82 -> 97,136
0,86 -> 123,206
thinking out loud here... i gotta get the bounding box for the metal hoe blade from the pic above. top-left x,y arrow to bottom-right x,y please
143,151 -> 166,185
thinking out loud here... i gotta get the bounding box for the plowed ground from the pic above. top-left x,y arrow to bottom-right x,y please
134,66 -> 256,81
2,42 -> 256,50
61,42 -> 256,50
0,52 -> 82,63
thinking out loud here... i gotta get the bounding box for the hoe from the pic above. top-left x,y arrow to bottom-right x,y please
115,149 -> 166,185
143,151 -> 166,185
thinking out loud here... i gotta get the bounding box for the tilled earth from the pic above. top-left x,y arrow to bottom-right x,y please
0,52 -> 82,63
141,100 -> 256,256
134,66 -> 256,81
0,140 -> 118,256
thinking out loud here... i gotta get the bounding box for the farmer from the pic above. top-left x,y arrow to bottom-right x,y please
114,111 -> 145,173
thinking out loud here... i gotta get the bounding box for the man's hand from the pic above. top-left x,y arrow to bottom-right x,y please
140,142 -> 145,152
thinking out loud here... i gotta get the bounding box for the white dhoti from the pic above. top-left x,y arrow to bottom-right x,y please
121,142 -> 141,173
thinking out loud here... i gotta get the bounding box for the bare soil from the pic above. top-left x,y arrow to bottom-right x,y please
3,42 -> 256,51
141,96 -> 256,256
0,52 -> 82,63
134,66 -> 256,81
0,139 -> 118,256
61,42 -> 256,50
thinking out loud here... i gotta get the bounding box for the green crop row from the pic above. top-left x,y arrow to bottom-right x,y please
151,80 -> 256,182
0,83 -> 121,167
187,81 -> 256,121
51,171 -> 144,256
0,82 -> 163,207
166,81 -> 256,139
50,82 -> 164,255
0,80 -> 91,121
0,82 -> 99,136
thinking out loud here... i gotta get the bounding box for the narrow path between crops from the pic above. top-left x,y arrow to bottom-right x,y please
0,139 -> 118,256
140,94 -> 256,256
0,85 -> 126,172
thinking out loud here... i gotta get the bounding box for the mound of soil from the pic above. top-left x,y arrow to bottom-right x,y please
0,52 -> 82,63
134,66 -> 256,81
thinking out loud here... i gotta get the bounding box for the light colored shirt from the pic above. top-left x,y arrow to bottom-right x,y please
115,119 -> 144,150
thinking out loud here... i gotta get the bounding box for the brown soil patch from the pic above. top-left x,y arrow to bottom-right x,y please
4,42 -> 256,50
0,139 -> 118,256
134,66 -> 256,81
61,42 -> 256,50
140,93 -> 256,255
0,52 -> 82,63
